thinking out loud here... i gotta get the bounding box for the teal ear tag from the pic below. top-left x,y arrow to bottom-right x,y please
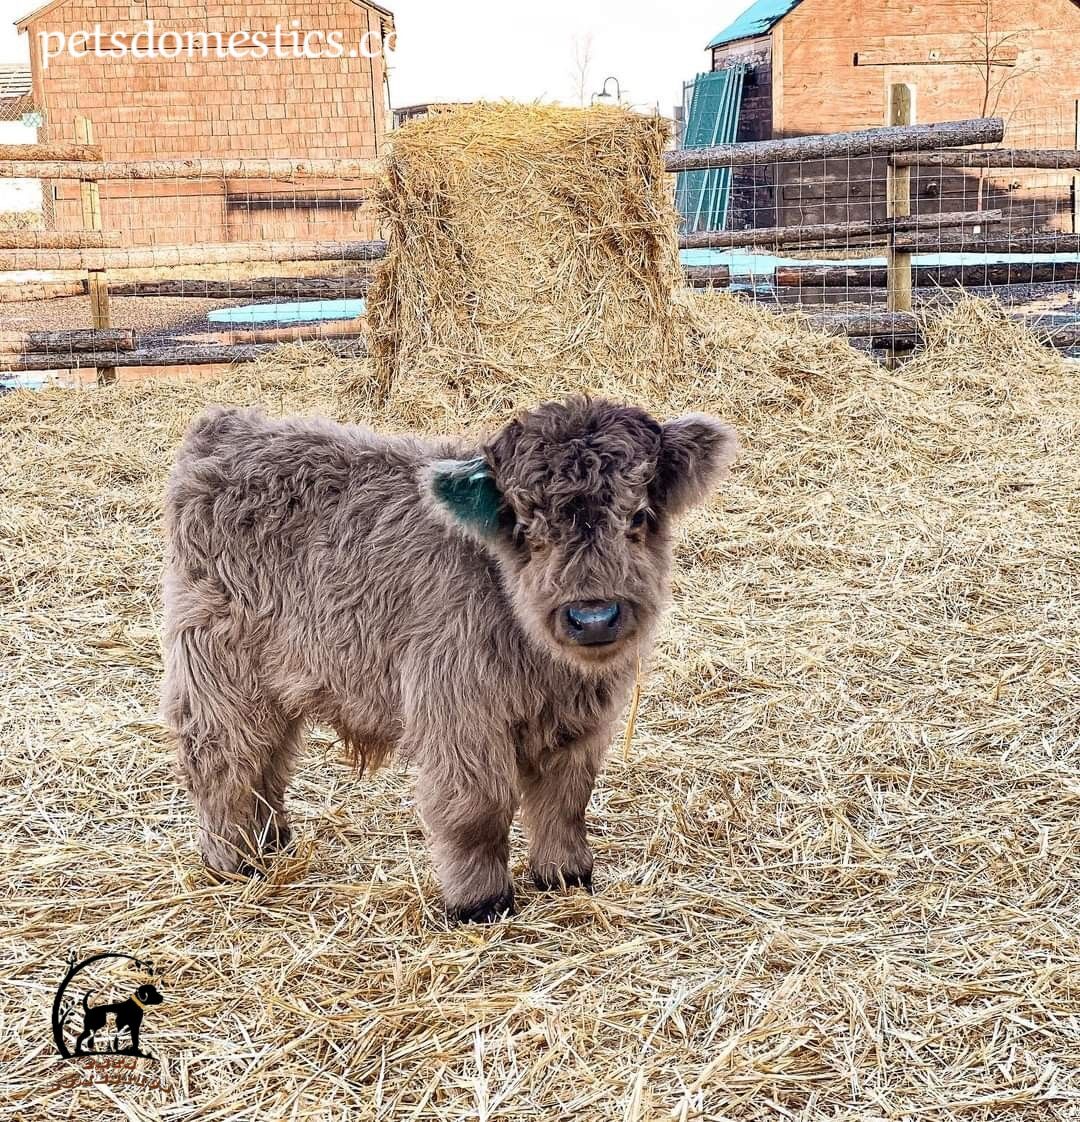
432,458 -> 503,536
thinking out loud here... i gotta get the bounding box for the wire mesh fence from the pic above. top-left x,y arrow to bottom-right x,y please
675,98 -> 1080,357
1,97 -> 1078,389
0,149 -> 383,388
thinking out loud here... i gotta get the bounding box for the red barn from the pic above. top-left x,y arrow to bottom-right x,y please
16,0 -> 394,244
698,0 -> 1080,231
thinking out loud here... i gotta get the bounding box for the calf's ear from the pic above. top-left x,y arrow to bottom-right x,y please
426,457 -> 505,540
655,414 -> 738,517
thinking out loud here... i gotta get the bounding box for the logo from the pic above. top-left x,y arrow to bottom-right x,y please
51,950 -> 166,1089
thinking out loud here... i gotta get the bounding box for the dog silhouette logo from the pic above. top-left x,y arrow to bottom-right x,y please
52,950 -> 164,1062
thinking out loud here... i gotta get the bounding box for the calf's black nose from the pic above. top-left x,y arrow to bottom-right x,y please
563,601 -> 621,646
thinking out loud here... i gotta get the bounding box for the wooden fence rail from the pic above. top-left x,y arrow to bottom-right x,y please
891,147 -> 1080,169
802,311 -> 1080,348
104,276 -> 372,299
774,262 -> 1080,287
0,231 -> 123,250
0,238 -> 388,273
678,209 -> 1003,250
0,328 -> 135,352
0,157 -> 381,181
663,117 -> 1003,172
893,233 -> 1080,254
0,143 -> 102,162
0,340 -> 366,372
2,121 -> 1006,183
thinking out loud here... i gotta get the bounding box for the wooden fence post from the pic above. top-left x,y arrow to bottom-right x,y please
886,84 -> 914,317
74,117 -> 114,386
1073,99 -> 1079,235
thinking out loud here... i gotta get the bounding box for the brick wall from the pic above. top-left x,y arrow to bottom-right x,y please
27,0 -> 391,244
776,0 -> 1080,144
771,0 -> 1080,231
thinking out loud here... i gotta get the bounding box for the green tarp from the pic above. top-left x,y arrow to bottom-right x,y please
675,68 -> 746,233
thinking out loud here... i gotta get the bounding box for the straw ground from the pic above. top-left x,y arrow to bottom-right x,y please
0,296 -> 1078,1119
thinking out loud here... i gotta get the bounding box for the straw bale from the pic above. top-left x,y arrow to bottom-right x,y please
366,103 -> 688,400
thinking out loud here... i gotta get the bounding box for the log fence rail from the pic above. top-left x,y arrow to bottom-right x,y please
3,109 -> 1079,378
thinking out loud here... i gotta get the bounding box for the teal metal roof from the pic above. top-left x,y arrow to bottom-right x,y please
707,0 -> 804,48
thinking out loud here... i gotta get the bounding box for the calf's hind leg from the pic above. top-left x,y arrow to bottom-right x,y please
164,630 -> 300,873
252,715 -> 302,856
177,703 -> 300,874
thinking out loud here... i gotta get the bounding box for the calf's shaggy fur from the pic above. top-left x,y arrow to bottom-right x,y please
162,397 -> 737,921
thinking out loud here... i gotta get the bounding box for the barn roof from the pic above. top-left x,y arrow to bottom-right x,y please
707,0 -> 805,48
16,0 -> 394,32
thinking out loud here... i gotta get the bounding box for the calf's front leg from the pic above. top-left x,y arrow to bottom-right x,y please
414,744 -> 517,924
519,725 -> 609,892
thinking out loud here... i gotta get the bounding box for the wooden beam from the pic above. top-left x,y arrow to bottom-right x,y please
104,276 -> 372,299
855,46 -> 1017,66
0,239 -> 388,272
800,311 -> 918,336
0,142 -> 102,161
684,265 -> 732,287
0,157 -> 381,181
776,307 -> 1080,345
663,117 -> 1003,172
0,230 -> 123,250
887,84 -> 914,318
892,148 -> 1080,169
0,340 -> 367,372
798,311 -> 1080,350
0,328 -> 135,352
773,261 -> 1080,287
678,209 -> 1003,250
172,321 -> 367,346
893,233 -> 1080,254
51,178 -> 372,204
0,281 -> 85,303
225,193 -> 368,210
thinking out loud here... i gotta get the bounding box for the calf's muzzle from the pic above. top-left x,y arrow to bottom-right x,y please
561,600 -> 622,646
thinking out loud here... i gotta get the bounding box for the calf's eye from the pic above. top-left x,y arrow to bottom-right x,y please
512,522 -> 528,549
629,509 -> 649,532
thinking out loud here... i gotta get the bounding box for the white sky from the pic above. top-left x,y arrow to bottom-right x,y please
0,0 -> 744,112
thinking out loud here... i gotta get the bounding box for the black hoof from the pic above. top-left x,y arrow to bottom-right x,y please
205,855 -> 267,880
262,825 -> 293,853
532,868 -> 594,893
448,886 -> 516,924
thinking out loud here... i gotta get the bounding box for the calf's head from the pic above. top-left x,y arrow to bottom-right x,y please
426,397 -> 737,670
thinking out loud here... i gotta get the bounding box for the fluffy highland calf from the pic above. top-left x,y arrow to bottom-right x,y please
162,397 -> 737,922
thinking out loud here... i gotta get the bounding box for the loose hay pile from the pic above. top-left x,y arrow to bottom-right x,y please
1,292 -> 1078,1120
367,103 -> 688,400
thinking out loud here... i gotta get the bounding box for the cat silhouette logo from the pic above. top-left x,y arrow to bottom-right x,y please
52,950 -> 164,1067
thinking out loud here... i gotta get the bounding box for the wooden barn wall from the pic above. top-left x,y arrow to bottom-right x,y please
27,0 -> 389,244
774,0 -> 1080,232
712,36 -> 777,230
